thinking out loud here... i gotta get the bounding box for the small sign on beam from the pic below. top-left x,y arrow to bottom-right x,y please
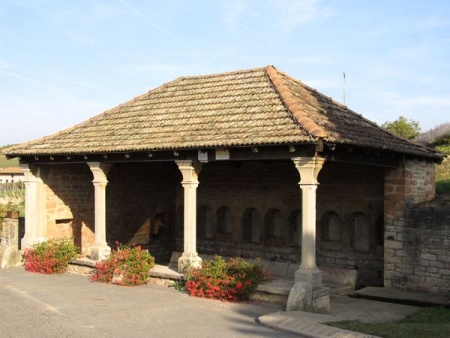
215,148 -> 230,160
198,150 -> 208,162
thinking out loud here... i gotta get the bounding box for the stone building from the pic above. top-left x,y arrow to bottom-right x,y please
0,166 -> 24,183
3,66 -> 445,311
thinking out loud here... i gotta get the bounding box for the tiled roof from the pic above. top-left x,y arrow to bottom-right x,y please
0,167 -> 23,175
3,66 -> 442,160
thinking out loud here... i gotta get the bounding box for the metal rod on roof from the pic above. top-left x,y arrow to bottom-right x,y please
343,72 -> 346,105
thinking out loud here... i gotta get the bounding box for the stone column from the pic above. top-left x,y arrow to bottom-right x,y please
20,164 -> 46,250
176,160 -> 203,272
287,156 -> 329,312
88,162 -> 112,261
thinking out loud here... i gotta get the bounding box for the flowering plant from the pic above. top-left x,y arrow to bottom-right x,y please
90,242 -> 155,286
183,255 -> 269,301
23,238 -> 80,274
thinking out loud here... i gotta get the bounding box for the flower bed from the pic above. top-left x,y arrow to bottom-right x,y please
183,255 -> 269,301
90,242 -> 155,286
24,238 -> 80,274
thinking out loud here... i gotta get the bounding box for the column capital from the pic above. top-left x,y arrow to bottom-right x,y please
176,160 -> 203,183
20,164 -> 37,182
292,156 -> 325,185
88,162 -> 112,183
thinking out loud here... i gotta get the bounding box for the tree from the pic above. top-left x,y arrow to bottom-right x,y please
381,116 -> 421,139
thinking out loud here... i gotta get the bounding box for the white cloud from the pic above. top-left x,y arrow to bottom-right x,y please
271,0 -> 332,32
118,0 -> 187,46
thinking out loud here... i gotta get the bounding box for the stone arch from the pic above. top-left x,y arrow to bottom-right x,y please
349,212 -> 370,251
322,211 -> 342,242
243,208 -> 261,244
197,205 -> 212,239
216,206 -> 232,234
264,208 -> 284,247
289,209 -> 302,246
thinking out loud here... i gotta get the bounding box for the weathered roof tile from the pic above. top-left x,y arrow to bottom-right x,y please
3,66 -> 442,160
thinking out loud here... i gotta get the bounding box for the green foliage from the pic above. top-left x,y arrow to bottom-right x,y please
90,242 -> 155,286
327,307 -> 450,338
436,145 -> 450,155
381,116 -> 421,139
436,178 -> 450,196
182,255 -> 269,301
24,239 -> 80,274
0,201 -> 24,219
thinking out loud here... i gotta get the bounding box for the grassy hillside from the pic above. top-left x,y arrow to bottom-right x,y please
0,154 -> 19,168
436,157 -> 450,196
0,145 -> 19,168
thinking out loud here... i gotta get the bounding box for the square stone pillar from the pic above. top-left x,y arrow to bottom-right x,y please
20,164 -> 46,250
287,156 -> 330,313
176,160 -> 203,272
88,162 -> 112,261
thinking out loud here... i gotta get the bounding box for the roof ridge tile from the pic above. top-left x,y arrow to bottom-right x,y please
265,65 -> 327,138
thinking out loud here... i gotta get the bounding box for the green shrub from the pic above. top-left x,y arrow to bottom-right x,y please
436,145 -> 450,155
436,179 -> 450,196
182,255 -> 269,301
90,242 -> 155,286
24,238 -> 80,274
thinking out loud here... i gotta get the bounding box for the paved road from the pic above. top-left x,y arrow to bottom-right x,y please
0,268 -> 297,338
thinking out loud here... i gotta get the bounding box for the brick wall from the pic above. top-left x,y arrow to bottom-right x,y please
384,159 -> 448,292
42,162 -> 178,262
317,162 -> 385,287
39,158 -> 388,284
106,162 -> 178,263
175,160 -> 385,286
44,164 -> 95,254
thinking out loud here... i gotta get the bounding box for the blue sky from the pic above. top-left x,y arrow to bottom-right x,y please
1,0 -> 449,146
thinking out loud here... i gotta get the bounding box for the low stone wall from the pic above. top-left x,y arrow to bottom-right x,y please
168,251 -> 357,290
384,203 -> 450,293
0,215 -> 22,268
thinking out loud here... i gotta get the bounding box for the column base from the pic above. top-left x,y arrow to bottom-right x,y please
287,267 -> 329,313
295,267 -> 322,288
178,253 -> 202,273
89,245 -> 111,261
286,281 -> 330,313
21,236 -> 47,250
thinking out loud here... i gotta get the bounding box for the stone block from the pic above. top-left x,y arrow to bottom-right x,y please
6,211 -> 19,219
286,281 -> 330,313
320,266 -> 357,289
430,261 -> 445,269
419,259 -> 430,266
438,255 -> 450,263
262,261 -> 290,278
420,253 -> 437,261
439,269 -> 450,276
384,240 -> 403,250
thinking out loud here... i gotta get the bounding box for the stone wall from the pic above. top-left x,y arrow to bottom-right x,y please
175,160 -> 385,287
0,215 -> 21,268
44,164 -> 95,254
42,162 -> 178,263
106,162 -> 178,263
383,159 -> 448,292
384,204 -> 450,292
39,159 -> 387,283
317,162 -> 385,287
